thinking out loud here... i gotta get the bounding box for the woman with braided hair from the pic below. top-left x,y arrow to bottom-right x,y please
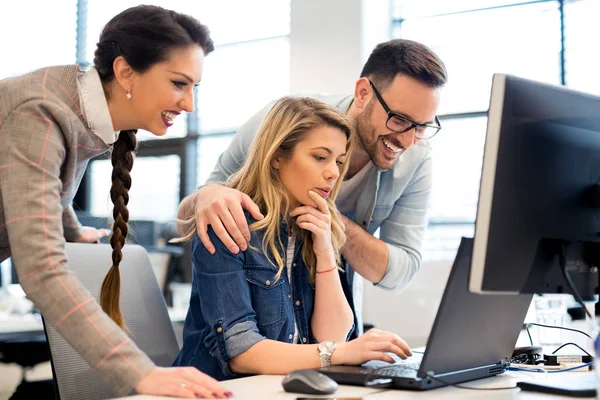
0,5 -> 231,399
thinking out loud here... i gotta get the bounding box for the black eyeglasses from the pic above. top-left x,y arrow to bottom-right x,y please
369,81 -> 442,140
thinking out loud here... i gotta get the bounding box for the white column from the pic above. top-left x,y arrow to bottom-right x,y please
289,0 -> 392,334
289,0 -> 391,94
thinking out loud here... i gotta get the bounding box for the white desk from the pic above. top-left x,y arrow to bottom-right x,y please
0,313 -> 44,337
111,371 -> 596,400
0,307 -> 186,337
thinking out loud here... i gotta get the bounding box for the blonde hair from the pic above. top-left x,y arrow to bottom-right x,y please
180,97 -> 355,283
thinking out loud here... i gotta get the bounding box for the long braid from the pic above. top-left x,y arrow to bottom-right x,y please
99,130 -> 137,329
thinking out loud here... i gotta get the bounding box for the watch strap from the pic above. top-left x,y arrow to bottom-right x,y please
319,352 -> 332,367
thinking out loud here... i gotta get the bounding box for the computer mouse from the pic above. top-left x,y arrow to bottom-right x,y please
281,369 -> 339,395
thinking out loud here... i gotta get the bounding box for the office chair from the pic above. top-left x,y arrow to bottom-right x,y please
74,212 -> 186,299
43,243 -> 180,400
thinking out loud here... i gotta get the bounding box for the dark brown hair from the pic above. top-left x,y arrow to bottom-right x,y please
360,39 -> 447,90
99,129 -> 136,329
94,5 -> 214,329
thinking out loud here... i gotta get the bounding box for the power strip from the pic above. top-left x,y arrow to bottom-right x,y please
544,354 -> 593,365
509,362 -> 592,372
509,363 -> 561,371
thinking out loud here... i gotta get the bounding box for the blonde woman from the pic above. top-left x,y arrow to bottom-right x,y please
174,97 -> 412,380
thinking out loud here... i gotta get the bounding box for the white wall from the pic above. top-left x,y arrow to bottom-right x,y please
290,0 -> 391,94
363,261 -> 454,347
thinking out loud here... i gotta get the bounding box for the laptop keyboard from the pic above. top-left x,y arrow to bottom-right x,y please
371,362 -> 421,377
320,361 -> 421,378
319,353 -> 424,381
356,352 -> 424,377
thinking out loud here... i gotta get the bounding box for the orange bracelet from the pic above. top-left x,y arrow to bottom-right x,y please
316,266 -> 337,274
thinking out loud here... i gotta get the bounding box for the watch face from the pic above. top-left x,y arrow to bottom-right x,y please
318,341 -> 336,353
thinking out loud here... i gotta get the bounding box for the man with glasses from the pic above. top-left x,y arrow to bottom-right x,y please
178,39 -> 447,338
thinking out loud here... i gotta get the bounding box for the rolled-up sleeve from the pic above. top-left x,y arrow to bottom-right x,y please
222,320 -> 265,359
191,232 -> 265,375
376,150 -> 433,292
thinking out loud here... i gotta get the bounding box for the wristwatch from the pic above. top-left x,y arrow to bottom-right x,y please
317,341 -> 336,367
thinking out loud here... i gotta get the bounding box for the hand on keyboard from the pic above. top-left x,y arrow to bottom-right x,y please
331,328 -> 412,366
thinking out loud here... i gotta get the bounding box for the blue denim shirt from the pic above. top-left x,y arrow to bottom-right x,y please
173,215 -> 339,380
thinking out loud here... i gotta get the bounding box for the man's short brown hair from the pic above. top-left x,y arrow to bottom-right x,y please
361,39 -> 447,90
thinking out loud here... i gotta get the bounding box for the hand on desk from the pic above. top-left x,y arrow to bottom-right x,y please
332,328 -> 413,365
134,366 -> 232,399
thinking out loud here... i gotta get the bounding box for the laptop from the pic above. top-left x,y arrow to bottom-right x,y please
318,237 -> 533,390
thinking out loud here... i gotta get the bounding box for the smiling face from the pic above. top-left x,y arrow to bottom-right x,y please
355,74 -> 440,170
273,125 -> 349,210
128,45 -> 205,136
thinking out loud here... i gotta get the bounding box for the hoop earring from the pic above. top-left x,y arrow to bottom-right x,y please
126,90 -> 132,100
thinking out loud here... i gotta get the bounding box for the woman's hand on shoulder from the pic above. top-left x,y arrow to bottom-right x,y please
290,190 -> 334,259
134,366 -> 232,399
331,328 -> 412,366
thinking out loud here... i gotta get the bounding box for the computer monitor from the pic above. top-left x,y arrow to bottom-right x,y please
469,74 -> 600,300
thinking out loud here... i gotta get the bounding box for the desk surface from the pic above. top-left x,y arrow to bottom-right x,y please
111,371 -> 596,400
0,313 -> 43,336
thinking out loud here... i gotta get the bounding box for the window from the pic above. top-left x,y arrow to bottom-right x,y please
394,1 -> 561,115
0,0 -> 77,80
428,117 -> 487,224
85,0 -> 290,142
192,1 -> 291,186
189,0 -> 290,45
392,0 -> 591,261
80,0 -> 291,211
197,38 -> 290,134
88,155 -> 181,222
196,134 -> 235,187
422,117 -> 487,260
564,0 -> 600,95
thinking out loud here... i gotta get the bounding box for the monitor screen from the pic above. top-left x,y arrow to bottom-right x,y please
469,74 -> 600,299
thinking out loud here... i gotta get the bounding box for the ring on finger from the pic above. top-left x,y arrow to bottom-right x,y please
180,381 -> 188,389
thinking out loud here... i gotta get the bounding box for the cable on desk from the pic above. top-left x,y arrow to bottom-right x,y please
523,322 -> 592,340
559,243 -> 594,321
552,342 -> 592,357
522,243 -> 595,347
525,325 -> 533,345
511,352 -> 544,365
423,372 -> 517,390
